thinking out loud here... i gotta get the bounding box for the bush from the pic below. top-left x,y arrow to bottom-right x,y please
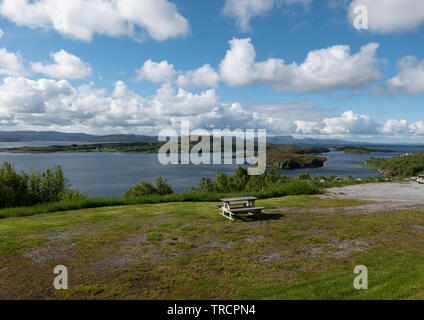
190,166 -> 374,195
0,161 -> 86,208
59,189 -> 89,202
123,177 -> 173,198
156,177 -> 174,195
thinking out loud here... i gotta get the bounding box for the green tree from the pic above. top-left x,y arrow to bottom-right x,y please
232,166 -> 249,191
215,170 -> 230,193
156,177 -> 173,195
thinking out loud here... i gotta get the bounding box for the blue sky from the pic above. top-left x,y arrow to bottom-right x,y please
0,0 -> 423,142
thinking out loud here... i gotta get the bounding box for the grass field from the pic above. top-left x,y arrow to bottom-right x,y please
1,195 -> 424,300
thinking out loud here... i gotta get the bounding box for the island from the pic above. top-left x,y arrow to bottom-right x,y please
265,145 -> 329,169
0,142 -> 165,154
363,153 -> 424,177
336,146 -> 395,154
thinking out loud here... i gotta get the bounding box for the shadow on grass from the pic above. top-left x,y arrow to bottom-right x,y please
236,212 -> 285,222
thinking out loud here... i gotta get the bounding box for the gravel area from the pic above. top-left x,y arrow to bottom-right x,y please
325,182 -> 424,204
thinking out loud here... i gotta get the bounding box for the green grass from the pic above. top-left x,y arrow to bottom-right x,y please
0,181 -> 321,219
1,194 -> 424,300
237,250 -> 424,299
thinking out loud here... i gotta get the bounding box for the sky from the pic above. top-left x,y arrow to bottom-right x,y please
0,0 -> 423,143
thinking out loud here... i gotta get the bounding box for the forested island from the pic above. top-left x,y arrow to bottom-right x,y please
336,146 -> 395,154
363,153 -> 424,177
266,145 -> 329,169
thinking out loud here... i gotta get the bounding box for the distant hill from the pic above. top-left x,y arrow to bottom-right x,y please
0,131 -> 93,142
0,131 -> 407,147
86,134 -> 157,143
0,131 -> 157,143
268,135 -> 352,146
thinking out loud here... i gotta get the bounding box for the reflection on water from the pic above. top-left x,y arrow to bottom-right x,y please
0,141 -> 422,198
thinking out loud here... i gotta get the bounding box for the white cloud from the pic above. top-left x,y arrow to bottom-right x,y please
0,0 -> 189,42
223,0 -> 311,31
0,77 -> 257,134
219,37 -> 381,93
348,0 -> 424,33
135,60 -> 177,83
295,111 -> 378,135
0,76 -> 422,139
0,77 -> 72,116
381,119 -> 409,135
136,60 -> 219,89
0,28 -> 4,39
31,50 -> 92,79
176,65 -> 220,89
385,56 -> 424,95
381,119 -> 424,136
0,48 -> 27,76
223,0 -> 274,32
148,84 -> 221,117
295,112 -> 424,138
409,121 -> 424,135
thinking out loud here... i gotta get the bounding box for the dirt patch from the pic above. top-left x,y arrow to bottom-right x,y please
292,239 -> 370,259
294,247 -> 323,258
23,243 -> 76,266
258,252 -> 285,264
201,240 -> 236,250
121,234 -> 147,246
243,235 -> 264,243
23,227 -> 95,266
265,202 -> 422,216
402,224 -> 424,231
328,239 -> 370,258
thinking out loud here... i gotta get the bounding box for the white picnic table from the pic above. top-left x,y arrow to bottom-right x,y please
217,196 -> 264,221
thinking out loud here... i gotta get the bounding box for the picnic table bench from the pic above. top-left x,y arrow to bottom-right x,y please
217,196 -> 264,221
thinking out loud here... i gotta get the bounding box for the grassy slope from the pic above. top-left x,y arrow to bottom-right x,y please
1,195 -> 424,300
0,181 -> 322,219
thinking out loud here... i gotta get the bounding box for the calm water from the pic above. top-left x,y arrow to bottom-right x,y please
0,141 -> 423,198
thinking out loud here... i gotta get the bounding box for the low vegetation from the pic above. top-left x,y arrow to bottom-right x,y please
363,153 -> 424,177
123,177 -> 174,198
0,162 -> 86,209
189,166 -> 373,194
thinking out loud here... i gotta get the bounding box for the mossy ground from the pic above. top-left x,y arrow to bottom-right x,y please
0,195 -> 423,300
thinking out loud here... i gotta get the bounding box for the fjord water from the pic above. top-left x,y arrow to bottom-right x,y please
0,141 -> 422,198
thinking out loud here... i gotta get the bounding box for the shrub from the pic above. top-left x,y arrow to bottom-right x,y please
123,177 -> 173,198
0,161 -> 85,208
156,177 -> 173,195
59,189 -> 89,202
190,166 -> 375,195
